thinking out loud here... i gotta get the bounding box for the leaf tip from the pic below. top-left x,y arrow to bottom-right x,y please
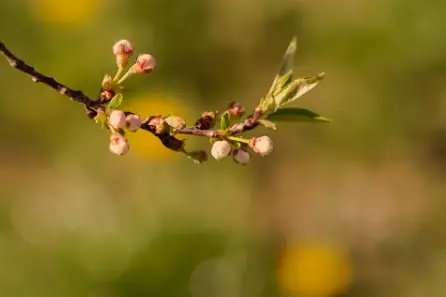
317,72 -> 326,79
286,37 -> 297,55
316,116 -> 331,122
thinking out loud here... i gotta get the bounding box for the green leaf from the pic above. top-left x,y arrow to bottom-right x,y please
258,119 -> 277,130
273,72 -> 325,109
220,111 -> 231,130
108,93 -> 124,110
267,108 -> 330,123
267,37 -> 297,96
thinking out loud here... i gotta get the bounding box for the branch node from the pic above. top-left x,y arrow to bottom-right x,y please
59,87 -> 68,95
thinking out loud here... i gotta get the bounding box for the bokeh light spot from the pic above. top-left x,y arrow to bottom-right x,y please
277,242 -> 353,296
28,0 -> 102,25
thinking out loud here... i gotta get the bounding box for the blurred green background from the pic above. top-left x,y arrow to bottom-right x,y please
1,0 -> 446,296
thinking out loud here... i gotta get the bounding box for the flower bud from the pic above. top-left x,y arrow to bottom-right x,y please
108,110 -> 126,129
148,116 -> 168,134
252,106 -> 264,121
249,136 -> 273,156
188,150 -> 208,164
109,134 -> 130,156
126,114 -> 142,132
130,54 -> 156,74
100,89 -> 115,102
101,74 -> 113,90
233,148 -> 251,165
164,116 -> 186,130
113,40 -> 134,68
195,111 -> 216,130
211,140 -> 232,161
227,102 -> 245,117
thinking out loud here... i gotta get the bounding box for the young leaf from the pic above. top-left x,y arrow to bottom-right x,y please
274,73 -> 325,108
267,37 -> 297,96
220,111 -> 231,130
267,107 -> 330,122
258,119 -> 277,130
108,93 -> 124,110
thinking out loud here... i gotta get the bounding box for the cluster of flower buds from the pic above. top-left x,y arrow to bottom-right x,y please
108,110 -> 142,132
0,36 -> 325,165
107,110 -> 143,155
112,40 -> 156,84
105,40 -> 159,156
210,135 -> 273,165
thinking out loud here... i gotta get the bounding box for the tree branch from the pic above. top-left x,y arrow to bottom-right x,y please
0,42 -> 102,111
0,41 -> 267,157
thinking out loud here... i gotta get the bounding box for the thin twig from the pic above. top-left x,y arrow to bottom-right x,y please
176,127 -> 218,138
0,42 -> 102,111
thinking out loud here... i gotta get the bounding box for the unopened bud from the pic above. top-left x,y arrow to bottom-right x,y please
227,102 -> 245,117
113,40 -> 134,68
165,116 -> 186,130
130,54 -> 156,74
252,106 -> 264,121
188,150 -> 208,164
100,89 -> 115,102
126,114 -> 142,132
108,110 -> 126,129
233,148 -> 251,165
148,116 -> 168,134
211,140 -> 232,161
101,74 -> 113,90
249,136 -> 273,156
109,134 -> 130,156
195,111 -> 216,130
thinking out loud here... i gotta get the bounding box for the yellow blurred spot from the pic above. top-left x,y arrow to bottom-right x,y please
28,0 -> 101,25
277,243 -> 352,296
122,96 -> 193,161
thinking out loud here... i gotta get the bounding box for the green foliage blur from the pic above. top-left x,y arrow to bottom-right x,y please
1,0 -> 446,296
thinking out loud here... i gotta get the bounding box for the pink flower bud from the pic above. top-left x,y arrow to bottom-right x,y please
113,40 -> 134,68
109,134 -> 130,156
211,140 -> 232,161
126,114 -> 142,132
249,136 -> 273,156
113,39 -> 134,56
233,149 -> 251,165
227,102 -> 245,117
108,110 -> 126,129
130,54 -> 156,74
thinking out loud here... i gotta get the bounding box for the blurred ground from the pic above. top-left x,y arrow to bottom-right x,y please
1,0 -> 446,296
